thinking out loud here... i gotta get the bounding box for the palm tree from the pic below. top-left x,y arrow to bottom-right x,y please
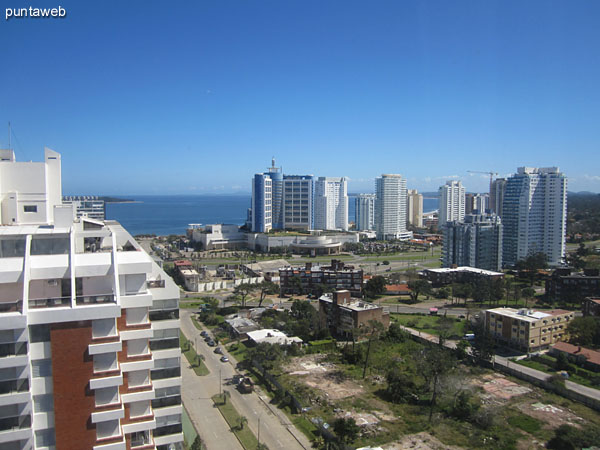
238,415 -> 248,430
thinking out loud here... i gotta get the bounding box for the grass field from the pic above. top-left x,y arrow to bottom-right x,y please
391,313 -> 467,337
212,394 -> 259,449
180,333 -> 210,376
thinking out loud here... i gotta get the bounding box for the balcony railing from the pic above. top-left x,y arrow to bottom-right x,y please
131,431 -> 151,447
0,341 -> 27,358
149,338 -> 179,351
0,301 -> 22,314
151,395 -> 181,409
153,423 -> 182,437
76,294 -> 116,305
29,296 -> 71,309
0,378 -> 29,395
0,414 -> 31,432
148,309 -> 179,321
151,367 -> 181,381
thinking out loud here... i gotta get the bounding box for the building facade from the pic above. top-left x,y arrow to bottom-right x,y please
314,177 -> 348,231
421,266 -> 504,287
442,213 -> 503,271
502,167 -> 567,267
279,260 -> 363,297
406,189 -> 423,228
0,149 -> 183,450
319,290 -> 390,339
438,180 -> 465,225
375,174 -> 410,240
355,194 -> 375,231
545,268 -> 600,303
485,307 -> 574,352
282,175 -> 315,230
62,196 -> 106,221
490,178 -> 507,217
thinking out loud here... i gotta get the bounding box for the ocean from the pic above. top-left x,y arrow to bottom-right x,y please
106,194 -> 439,236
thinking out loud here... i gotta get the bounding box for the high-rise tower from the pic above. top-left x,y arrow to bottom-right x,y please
375,174 -> 409,240
438,180 -> 466,224
502,167 -> 567,267
314,177 -> 348,231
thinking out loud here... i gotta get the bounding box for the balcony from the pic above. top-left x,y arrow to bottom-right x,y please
130,430 -> 152,448
150,367 -> 180,381
147,280 -> 165,289
0,378 -> 28,395
0,414 -> 31,432
151,395 -> 181,410
0,341 -> 27,358
0,301 -> 22,314
29,296 -> 70,309
153,423 -> 182,437
76,294 -> 116,306
149,339 -> 179,352
148,310 -> 178,321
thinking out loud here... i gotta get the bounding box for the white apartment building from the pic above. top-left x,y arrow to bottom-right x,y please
406,189 -> 423,228
375,174 -> 411,240
502,167 -> 567,267
0,149 -> 183,450
314,177 -> 348,231
438,180 -> 465,224
355,194 -> 375,231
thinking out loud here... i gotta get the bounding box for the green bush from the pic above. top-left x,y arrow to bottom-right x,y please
507,413 -> 541,434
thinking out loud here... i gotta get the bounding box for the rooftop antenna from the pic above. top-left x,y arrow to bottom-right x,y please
8,122 -> 11,150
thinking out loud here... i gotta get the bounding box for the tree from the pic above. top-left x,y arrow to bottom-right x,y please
453,283 -> 472,306
256,280 -> 278,307
386,367 -> 420,403
407,280 -> 432,302
516,252 -> 547,285
191,436 -> 204,450
547,424 -> 600,450
238,415 -> 248,430
364,276 -> 387,299
471,279 -> 490,305
521,287 -> 536,308
567,316 -> 600,347
470,318 -> 495,363
361,320 -> 385,378
436,317 -> 454,347
418,346 -> 456,422
233,283 -> 253,307
332,417 -> 360,445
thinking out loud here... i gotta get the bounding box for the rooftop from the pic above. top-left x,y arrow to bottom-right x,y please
426,266 -> 504,276
553,342 -> 600,366
487,307 -> 572,323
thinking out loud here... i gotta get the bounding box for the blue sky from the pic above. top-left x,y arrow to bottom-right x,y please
1,0 -> 599,195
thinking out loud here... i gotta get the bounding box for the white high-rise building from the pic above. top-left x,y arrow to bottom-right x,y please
0,148 -> 183,450
355,194 -> 375,231
438,180 -> 466,224
406,189 -> 423,228
314,177 -> 348,231
375,174 -> 411,240
502,167 -> 567,267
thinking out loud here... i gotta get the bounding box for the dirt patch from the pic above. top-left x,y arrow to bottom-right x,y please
518,401 -> 585,429
284,354 -> 365,400
383,432 -> 463,450
472,373 -> 531,401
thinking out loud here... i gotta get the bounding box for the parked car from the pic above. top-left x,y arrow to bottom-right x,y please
200,331 -> 208,337
214,347 -> 223,354
220,356 -> 229,363
207,340 -> 216,347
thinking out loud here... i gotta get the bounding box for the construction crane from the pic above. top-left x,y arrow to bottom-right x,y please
467,170 -> 498,194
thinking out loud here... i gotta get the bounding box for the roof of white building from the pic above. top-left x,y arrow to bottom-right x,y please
246,328 -> 303,345
487,307 -> 552,322
426,266 -> 503,276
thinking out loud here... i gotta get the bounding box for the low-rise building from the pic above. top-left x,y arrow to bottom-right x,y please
550,342 -> 600,372
485,307 -> 574,352
546,268 -> 600,303
242,259 -> 290,282
224,316 -> 261,339
421,266 -> 504,287
246,329 -> 303,346
319,290 -> 390,338
583,297 -> 600,316
173,260 -> 199,291
279,259 -> 363,297
385,284 -> 412,296
190,224 -> 247,250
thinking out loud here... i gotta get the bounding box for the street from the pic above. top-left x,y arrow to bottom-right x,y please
180,309 -> 311,450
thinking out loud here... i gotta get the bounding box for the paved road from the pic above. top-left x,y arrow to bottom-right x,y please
180,310 -> 311,450
181,360 -> 242,450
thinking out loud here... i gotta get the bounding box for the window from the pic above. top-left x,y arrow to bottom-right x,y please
35,429 -> 56,447
96,419 -> 120,440
33,394 -> 54,413
92,318 -> 117,339
24,205 -> 37,213
95,386 -> 119,406
94,352 -> 118,372
32,359 -> 52,378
